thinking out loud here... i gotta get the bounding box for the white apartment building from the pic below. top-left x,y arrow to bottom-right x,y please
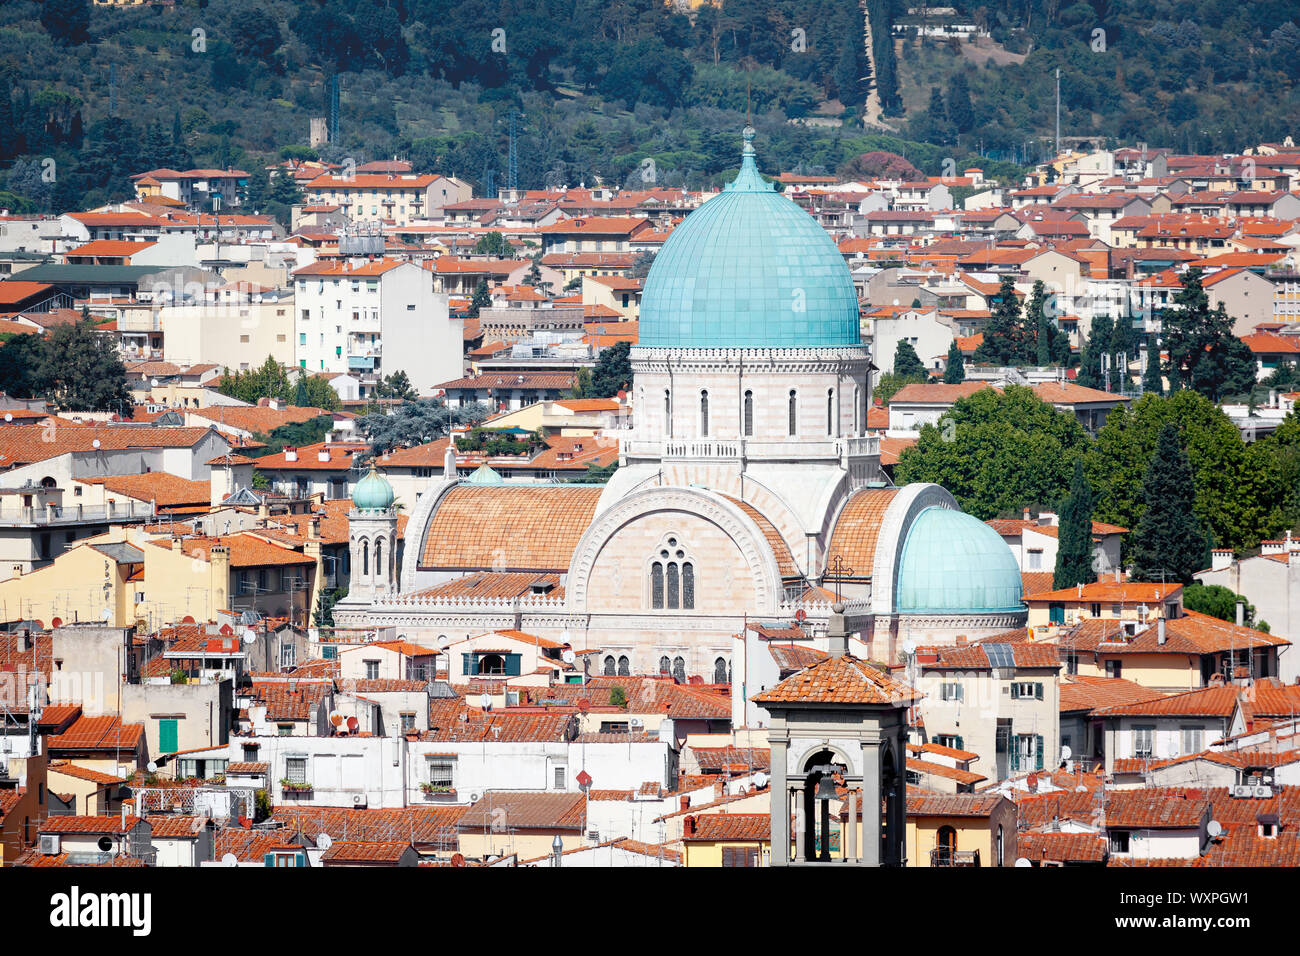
292,259 -> 464,397
162,291 -> 296,371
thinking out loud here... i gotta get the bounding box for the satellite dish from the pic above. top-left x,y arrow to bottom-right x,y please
316,833 -> 333,850
753,771 -> 770,789
101,607 -> 111,622
901,637 -> 917,656
146,761 -> 158,773
242,628 -> 256,645
1076,785 -> 1088,792
3,413 -> 10,423
1014,858 -> 1032,868
92,439 -> 101,449
480,693 -> 493,710
329,713 -> 343,727
346,716 -> 358,732
1207,820 -> 1223,838
1060,745 -> 1072,762
562,649 -> 575,664
221,853 -> 239,867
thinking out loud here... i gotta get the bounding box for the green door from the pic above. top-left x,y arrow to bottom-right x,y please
158,719 -> 178,754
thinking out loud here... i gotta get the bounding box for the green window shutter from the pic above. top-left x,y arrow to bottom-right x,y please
1036,683 -> 1043,701
158,719 -> 178,754
955,736 -> 964,751
296,852 -> 306,867
264,853 -> 275,867
505,654 -> 522,677
1035,735 -> 1045,771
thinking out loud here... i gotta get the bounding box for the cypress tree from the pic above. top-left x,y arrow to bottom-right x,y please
1053,459 -> 1095,589
943,341 -> 965,383
893,339 -> 926,379
1130,423 -> 1208,584
1143,343 -> 1164,395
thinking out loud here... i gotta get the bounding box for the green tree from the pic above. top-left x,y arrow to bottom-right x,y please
41,0 -> 90,45
293,375 -> 341,411
946,73 -> 975,134
1077,315 -> 1114,390
1053,459 -> 1096,589
0,332 -> 47,398
467,279 -> 492,319
893,339 -> 926,379
360,399 -> 491,454
219,355 -> 292,404
571,367 -> 592,399
1086,391 -> 1284,554
874,371 -> 925,405
250,415 -> 335,456
37,314 -> 130,412
973,276 -> 1032,366
590,341 -> 632,398
895,386 -> 1090,519
1161,268 -> 1256,401
1027,280 -> 1051,366
943,341 -> 965,384
1130,423 -> 1209,584
472,231 -> 515,258
375,371 -> 417,401
314,586 -> 348,628
1183,583 -> 1256,627
1142,342 -> 1164,395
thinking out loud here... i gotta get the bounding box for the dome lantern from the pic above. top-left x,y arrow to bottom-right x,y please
352,464 -> 395,512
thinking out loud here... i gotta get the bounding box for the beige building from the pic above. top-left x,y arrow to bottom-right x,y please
162,293 -> 296,372
905,791 -> 1017,867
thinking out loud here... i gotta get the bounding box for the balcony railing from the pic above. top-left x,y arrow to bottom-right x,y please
622,435 -> 880,461
931,848 -> 979,867
0,500 -> 156,527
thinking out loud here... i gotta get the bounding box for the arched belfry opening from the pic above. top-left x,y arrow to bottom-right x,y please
753,603 -> 915,867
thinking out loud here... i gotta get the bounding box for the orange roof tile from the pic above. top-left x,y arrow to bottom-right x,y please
752,654 -> 920,706
825,488 -> 900,578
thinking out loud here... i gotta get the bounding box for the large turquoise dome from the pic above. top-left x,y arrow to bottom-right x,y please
353,467 -> 395,511
895,507 -> 1023,614
638,128 -> 861,350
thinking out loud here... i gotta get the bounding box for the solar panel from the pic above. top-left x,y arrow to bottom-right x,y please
984,643 -> 1015,669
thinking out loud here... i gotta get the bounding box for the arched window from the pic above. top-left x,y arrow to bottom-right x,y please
664,389 -> 672,438
361,540 -> 369,576
699,390 -> 709,437
827,388 -> 835,436
652,538 -> 694,610
788,390 -> 797,436
682,562 -> 694,610
996,824 -> 1005,867
743,390 -> 753,437
373,538 -> 383,577
617,655 -> 630,676
713,657 -> 728,683
478,654 -> 506,676
651,562 -> 664,609
603,655 -> 616,676
936,825 -> 957,866
853,385 -> 861,433
666,562 -> 680,608
672,656 -> 686,682
659,656 -> 671,675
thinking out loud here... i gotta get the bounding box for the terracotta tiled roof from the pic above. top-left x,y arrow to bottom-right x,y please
408,571 -> 565,602
270,806 -> 465,850
1019,831 -> 1107,862
190,404 -> 332,435
48,716 -> 144,753
416,484 -> 603,572
719,495 -> 798,578
890,382 -> 995,405
458,792 -> 585,831
0,424 -> 215,468
825,488 -> 901,577
683,812 -> 770,842
1024,581 -> 1182,603
1059,676 -> 1167,714
1093,685 -> 1240,718
905,792 -> 1006,817
41,814 -> 142,834
752,654 -> 920,706
47,762 -> 126,786
248,680 -> 331,721
693,747 -> 770,773
147,533 -> 314,568
1105,788 -> 1208,828
767,642 -> 827,672
906,757 -> 987,785
321,841 -> 411,863
917,642 -> 1061,670
226,762 -> 269,774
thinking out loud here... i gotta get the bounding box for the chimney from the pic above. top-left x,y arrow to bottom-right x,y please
284,447 -> 298,462
317,448 -> 330,463
1236,601 -> 1245,628
171,535 -> 183,552
683,815 -> 696,838
308,516 -> 321,541
1211,548 -> 1233,572
120,802 -> 128,831
1157,617 -> 1166,646
444,445 -> 458,480
1023,507 -> 1030,521
827,602 -> 849,658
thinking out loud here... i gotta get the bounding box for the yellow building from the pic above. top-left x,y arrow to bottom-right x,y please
454,792 -> 587,862
1024,581 -> 1182,629
681,812 -> 771,867
904,792 -> 1017,867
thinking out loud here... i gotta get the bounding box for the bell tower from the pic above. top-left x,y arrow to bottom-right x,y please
342,465 -> 398,606
753,603 -> 915,866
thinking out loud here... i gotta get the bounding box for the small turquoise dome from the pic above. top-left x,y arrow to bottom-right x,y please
638,128 -> 861,350
352,468 -> 395,511
895,507 -> 1023,614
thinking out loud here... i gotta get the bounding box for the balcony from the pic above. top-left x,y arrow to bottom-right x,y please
621,435 -> 880,462
0,500 -> 156,527
930,848 -> 980,867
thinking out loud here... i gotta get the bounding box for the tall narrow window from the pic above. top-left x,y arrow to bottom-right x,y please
374,539 -> 382,578
788,390 -> 797,436
743,390 -> 753,436
853,386 -> 860,433
672,656 -> 686,682
659,656 -> 671,675
603,655 -> 616,676
714,657 -> 728,683
700,390 -> 709,437
617,655 -> 630,676
651,562 -> 664,609
361,541 -> 369,576
664,389 -> 672,437
667,562 -> 680,609
827,389 -> 835,436
682,562 -> 694,609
